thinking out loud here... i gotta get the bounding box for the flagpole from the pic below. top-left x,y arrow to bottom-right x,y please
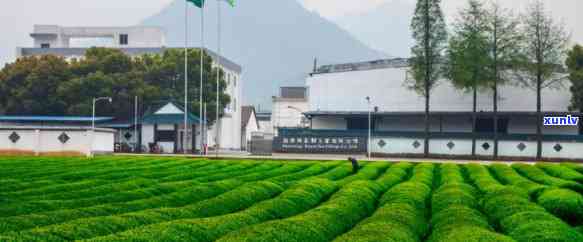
183,0 -> 189,154
216,0 -> 221,157
199,2 -> 205,155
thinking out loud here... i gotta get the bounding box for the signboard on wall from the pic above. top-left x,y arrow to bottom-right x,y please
273,136 -> 366,153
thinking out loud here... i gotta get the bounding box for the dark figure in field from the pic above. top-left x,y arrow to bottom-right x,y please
348,157 -> 359,174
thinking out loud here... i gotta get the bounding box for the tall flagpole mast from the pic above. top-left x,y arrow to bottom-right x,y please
183,0 -> 189,154
199,2 -> 205,155
216,0 -> 221,157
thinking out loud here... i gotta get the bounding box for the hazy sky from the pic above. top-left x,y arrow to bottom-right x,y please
0,0 -> 581,66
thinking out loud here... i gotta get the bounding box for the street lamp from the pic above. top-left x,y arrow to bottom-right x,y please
92,97 -> 112,157
366,96 -> 372,160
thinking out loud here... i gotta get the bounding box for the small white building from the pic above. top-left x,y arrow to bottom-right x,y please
241,106 -> 260,151
0,116 -> 115,156
17,24 -> 245,151
271,87 -> 310,136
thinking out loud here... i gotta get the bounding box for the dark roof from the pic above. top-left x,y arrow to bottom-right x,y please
280,87 -> 308,99
142,113 -> 202,125
304,111 -> 583,118
142,101 -> 204,125
0,116 -> 113,123
312,58 -> 410,75
241,106 -> 259,130
256,112 -> 272,121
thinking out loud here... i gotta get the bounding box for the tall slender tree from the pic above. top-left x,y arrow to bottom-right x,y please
484,2 -> 522,159
566,45 -> 583,112
446,0 -> 490,157
410,0 -> 447,157
518,0 -> 569,159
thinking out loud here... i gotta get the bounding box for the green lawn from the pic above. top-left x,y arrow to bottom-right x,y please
0,156 -> 582,242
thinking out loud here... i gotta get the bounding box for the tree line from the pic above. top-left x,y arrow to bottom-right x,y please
0,48 -> 230,125
410,0 -> 582,159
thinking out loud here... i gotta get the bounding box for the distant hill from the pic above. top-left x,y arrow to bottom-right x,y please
141,0 -> 386,108
333,0 -> 415,58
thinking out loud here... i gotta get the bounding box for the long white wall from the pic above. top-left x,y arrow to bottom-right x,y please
307,67 -> 572,113
0,127 -> 114,156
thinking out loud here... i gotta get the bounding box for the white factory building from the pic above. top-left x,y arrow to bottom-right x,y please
274,58 -> 583,160
15,24 -> 245,152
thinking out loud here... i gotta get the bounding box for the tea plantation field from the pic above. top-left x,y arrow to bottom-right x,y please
0,156 -> 582,242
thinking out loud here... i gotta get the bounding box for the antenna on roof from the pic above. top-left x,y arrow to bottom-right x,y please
313,57 -> 318,72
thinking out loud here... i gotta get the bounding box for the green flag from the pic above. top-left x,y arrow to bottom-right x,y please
222,0 -> 235,7
186,0 -> 205,8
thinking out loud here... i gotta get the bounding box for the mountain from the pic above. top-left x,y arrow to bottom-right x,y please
141,0 -> 387,108
333,0 -> 415,58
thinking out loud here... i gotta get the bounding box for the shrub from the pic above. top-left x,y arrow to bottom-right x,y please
216,181 -> 383,242
513,164 -> 583,193
429,226 -> 515,242
431,184 -> 478,214
509,220 -> 583,242
429,205 -> 491,238
537,188 -> 583,225
536,163 -> 583,183
500,211 -> 565,234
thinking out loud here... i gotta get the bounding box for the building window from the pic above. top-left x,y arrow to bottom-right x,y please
41,43 -> 50,49
233,98 -> 237,111
119,34 -> 129,45
156,131 -> 176,142
347,118 -> 372,130
475,118 -> 509,134
234,76 -> 237,87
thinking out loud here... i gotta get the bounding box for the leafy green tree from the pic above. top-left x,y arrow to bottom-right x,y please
446,0 -> 490,157
0,47 -> 230,125
567,45 -> 583,112
484,2 -> 523,159
0,55 -> 71,115
517,0 -> 569,159
410,0 -> 447,157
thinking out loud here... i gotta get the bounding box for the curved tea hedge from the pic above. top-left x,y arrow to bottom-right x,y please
0,156 -> 582,241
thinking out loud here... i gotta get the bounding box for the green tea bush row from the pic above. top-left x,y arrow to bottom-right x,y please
512,164 -> 583,193
0,179 -> 244,234
0,165 -> 305,233
4,181 -> 287,241
315,164 -> 354,180
492,164 -> 583,224
0,158 -> 199,196
536,188 -> 583,225
335,163 -> 390,186
477,180 -> 583,241
217,180 -> 384,242
535,163 -> 583,183
463,164 -> 505,193
87,178 -> 340,242
0,163 -> 279,217
331,163 -> 434,242
427,164 -> 513,242
561,163 -> 583,174
489,164 -> 546,196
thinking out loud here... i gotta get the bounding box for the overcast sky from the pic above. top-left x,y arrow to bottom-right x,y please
0,0 -> 581,66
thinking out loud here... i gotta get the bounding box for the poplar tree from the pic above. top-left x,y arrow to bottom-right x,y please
410,0 -> 447,157
484,2 -> 522,159
518,0 -> 569,159
446,0 -> 490,157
